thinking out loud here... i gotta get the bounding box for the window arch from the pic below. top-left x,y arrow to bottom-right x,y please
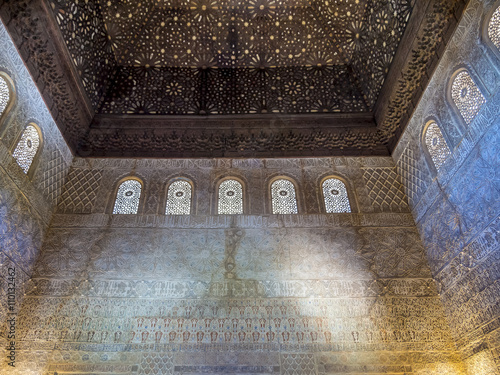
271,179 -> 298,214
113,178 -> 142,214
451,70 -> 486,125
322,178 -> 351,213
424,121 -> 451,171
218,179 -> 243,214
166,179 -> 192,215
488,5 -> 500,50
0,74 -> 12,119
13,124 -> 41,174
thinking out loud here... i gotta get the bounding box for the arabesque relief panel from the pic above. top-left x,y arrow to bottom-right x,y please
393,0 -> 500,371
0,16 -> 72,364
0,155 -> 466,374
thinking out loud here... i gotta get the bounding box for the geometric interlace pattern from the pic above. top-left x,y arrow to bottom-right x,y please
39,150 -> 67,204
57,168 -> 102,213
397,146 -> 429,207
362,167 -> 409,212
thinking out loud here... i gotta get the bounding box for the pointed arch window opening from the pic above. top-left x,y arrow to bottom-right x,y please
13,124 -> 40,174
488,6 -> 500,50
113,179 -> 142,214
271,179 -> 298,214
166,180 -> 192,215
424,122 -> 451,171
322,178 -> 351,213
451,71 -> 486,125
218,179 -> 243,214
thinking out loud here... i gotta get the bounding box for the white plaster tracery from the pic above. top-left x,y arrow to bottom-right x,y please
166,179 -> 192,215
113,179 -> 142,214
271,179 -> 298,214
12,124 -> 41,174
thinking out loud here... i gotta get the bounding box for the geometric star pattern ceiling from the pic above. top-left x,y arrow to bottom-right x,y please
51,0 -> 412,115
2,0 -> 466,157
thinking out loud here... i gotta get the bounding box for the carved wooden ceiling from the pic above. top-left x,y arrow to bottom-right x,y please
0,0 -> 468,157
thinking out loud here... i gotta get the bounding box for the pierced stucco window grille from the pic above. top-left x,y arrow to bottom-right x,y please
113,179 -> 142,214
218,179 -> 243,214
166,180 -> 192,215
0,76 -> 10,117
271,179 -> 298,214
13,124 -> 40,174
322,178 -> 351,213
424,122 -> 451,171
488,6 -> 500,50
451,71 -> 486,125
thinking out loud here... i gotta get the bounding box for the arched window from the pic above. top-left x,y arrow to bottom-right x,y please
0,75 -> 11,118
113,179 -> 142,214
488,6 -> 500,50
451,71 -> 486,125
218,179 -> 243,214
271,179 -> 298,214
322,178 -> 351,213
13,124 -> 41,174
424,122 -> 451,171
166,179 -> 192,215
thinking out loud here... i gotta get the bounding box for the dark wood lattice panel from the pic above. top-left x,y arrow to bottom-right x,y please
49,0 -> 412,115
99,65 -> 368,115
51,0 -> 117,110
0,0 -> 469,157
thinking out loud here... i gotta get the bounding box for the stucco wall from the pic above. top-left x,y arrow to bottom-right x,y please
1,156 -> 465,374
0,0 -> 498,373
393,0 -> 500,372
0,19 -> 72,350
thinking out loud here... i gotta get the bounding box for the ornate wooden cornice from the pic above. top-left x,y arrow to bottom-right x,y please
0,0 -> 94,149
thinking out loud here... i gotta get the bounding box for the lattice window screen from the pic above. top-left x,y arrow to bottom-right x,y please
166,180 -> 192,215
322,178 -> 351,213
113,179 -> 142,214
271,179 -> 298,214
218,179 -> 243,214
451,71 -> 486,124
488,6 -> 500,50
0,76 -> 10,117
424,122 -> 451,171
13,124 -> 40,173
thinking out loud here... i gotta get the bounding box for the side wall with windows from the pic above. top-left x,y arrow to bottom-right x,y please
8,155 -> 471,374
0,20 -> 72,340
393,0 -> 500,371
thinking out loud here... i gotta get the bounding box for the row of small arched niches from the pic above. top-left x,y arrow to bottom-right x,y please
420,4 -> 500,173
112,176 -> 352,215
0,6 -> 499,192
0,64 -> 494,190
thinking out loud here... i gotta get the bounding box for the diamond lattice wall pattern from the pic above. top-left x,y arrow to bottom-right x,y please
38,150 -> 67,204
57,168 -> 103,213
362,167 -> 409,212
396,146 -> 431,207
